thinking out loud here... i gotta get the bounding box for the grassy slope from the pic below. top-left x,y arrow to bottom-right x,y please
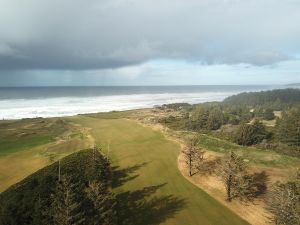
0,119 -> 91,192
195,133 -> 300,168
0,114 -> 248,224
70,115 -> 248,225
0,149 -> 111,225
0,118 -> 66,156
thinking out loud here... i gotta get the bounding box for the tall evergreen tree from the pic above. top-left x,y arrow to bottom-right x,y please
276,107 -> 300,147
51,176 -> 85,225
182,137 -> 201,176
267,170 -> 300,225
234,119 -> 268,146
218,152 -> 248,201
190,107 -> 209,130
0,203 -> 4,225
85,180 -> 116,225
206,107 -> 225,130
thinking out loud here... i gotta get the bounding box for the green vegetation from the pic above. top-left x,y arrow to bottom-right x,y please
85,180 -> 116,225
70,116 -> 248,225
263,108 -> 275,120
218,152 -> 249,201
0,116 -> 248,225
195,133 -> 300,168
0,149 -> 113,225
159,89 -> 300,157
181,137 -> 205,177
223,88 -> 300,108
0,88 -> 299,224
267,170 -> 300,225
0,118 -> 91,192
234,120 -> 268,146
0,118 -> 68,155
276,107 -> 300,147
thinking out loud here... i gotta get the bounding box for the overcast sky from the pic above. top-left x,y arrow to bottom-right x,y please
0,0 -> 300,86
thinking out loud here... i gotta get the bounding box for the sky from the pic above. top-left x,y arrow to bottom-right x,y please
0,0 -> 300,86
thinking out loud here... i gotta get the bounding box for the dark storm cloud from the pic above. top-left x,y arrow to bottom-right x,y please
0,0 -> 300,70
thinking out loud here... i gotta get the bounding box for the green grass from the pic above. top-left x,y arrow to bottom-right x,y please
85,110 -> 134,119
0,118 -> 91,192
70,115 -> 248,225
0,135 -> 52,155
196,134 -> 300,168
0,118 -> 67,155
0,149 -> 111,224
1,111 -> 298,224
0,113 -> 253,224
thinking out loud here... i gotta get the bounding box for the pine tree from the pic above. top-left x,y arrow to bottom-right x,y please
263,108 -> 275,120
276,107 -> 300,147
206,108 -> 224,130
191,107 -> 209,130
234,119 -> 267,146
267,170 -> 300,225
0,203 -> 4,225
51,176 -> 85,225
182,137 -> 201,176
32,195 -> 49,225
85,180 -> 116,225
218,152 -> 248,201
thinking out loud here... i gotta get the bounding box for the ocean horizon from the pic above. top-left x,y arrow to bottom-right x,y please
0,85 -> 283,119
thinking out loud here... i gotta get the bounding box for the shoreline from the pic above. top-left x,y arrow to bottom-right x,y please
1,105 -> 298,224
0,85 -> 287,120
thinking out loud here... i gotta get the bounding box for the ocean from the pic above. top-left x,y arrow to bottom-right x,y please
0,85 -> 280,119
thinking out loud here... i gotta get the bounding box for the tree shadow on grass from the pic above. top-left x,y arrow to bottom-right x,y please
112,164 -> 186,225
116,184 -> 186,225
111,162 -> 149,188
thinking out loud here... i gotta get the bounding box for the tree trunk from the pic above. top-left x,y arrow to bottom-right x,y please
226,174 -> 232,201
189,155 -> 192,176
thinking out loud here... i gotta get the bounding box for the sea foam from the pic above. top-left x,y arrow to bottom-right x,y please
0,92 -> 236,119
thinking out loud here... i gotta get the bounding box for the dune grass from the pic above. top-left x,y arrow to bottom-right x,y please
70,115 -> 248,225
195,134 -> 300,168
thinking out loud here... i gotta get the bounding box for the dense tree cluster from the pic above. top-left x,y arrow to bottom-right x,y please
159,89 -> 300,156
51,176 -> 85,225
0,149 -> 116,225
234,120 -> 269,146
276,107 -> 300,148
187,105 -> 228,130
223,88 -> 300,108
163,89 -> 300,223
85,180 -> 116,225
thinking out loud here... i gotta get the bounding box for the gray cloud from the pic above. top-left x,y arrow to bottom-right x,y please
0,0 -> 300,70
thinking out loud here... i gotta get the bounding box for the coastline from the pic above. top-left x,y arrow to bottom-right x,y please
0,85 -> 280,120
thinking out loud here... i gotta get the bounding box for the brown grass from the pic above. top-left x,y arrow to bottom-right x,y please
177,151 -> 273,225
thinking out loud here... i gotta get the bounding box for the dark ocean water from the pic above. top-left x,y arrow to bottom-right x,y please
0,85 -> 281,119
